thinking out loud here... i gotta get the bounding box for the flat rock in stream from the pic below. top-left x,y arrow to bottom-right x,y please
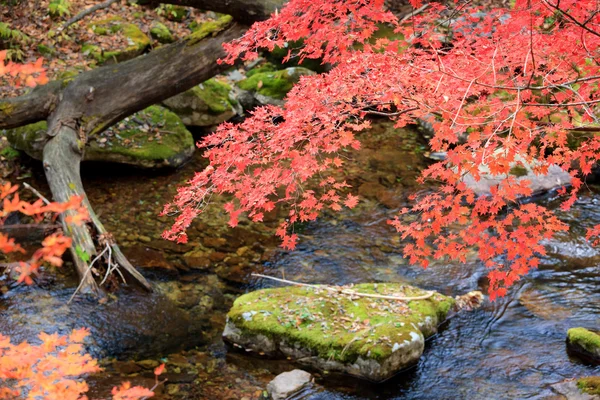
267,369 -> 313,400
223,283 -> 480,382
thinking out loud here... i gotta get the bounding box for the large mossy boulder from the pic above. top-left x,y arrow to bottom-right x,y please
236,66 -> 316,108
567,327 -> 600,364
162,79 -> 240,127
4,105 -> 195,168
224,283 -> 479,382
83,17 -> 151,64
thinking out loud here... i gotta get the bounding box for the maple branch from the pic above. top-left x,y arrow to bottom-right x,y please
61,0 -> 120,31
422,64 -> 600,92
252,273 -> 435,301
361,106 -> 418,117
541,0 -> 600,38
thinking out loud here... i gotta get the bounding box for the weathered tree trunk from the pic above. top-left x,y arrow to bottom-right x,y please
43,122 -> 153,294
43,124 -> 101,295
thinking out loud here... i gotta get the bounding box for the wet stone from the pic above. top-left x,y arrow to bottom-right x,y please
267,369 -> 313,400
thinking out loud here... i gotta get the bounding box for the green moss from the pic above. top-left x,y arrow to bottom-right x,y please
509,165 -> 528,177
0,102 -> 14,117
5,107 -> 193,166
37,44 -> 56,57
568,328 -> 600,354
0,146 -> 20,159
192,79 -> 234,114
122,23 -> 151,48
150,22 -> 174,43
90,105 -> 194,161
246,63 -> 278,77
186,14 -> 233,46
4,120 -> 47,159
228,283 -> 454,364
577,376 -> 600,395
84,18 -> 150,64
237,67 -> 314,100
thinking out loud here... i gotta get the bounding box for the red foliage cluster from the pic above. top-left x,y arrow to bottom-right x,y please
164,0 -> 600,299
0,50 -> 48,87
0,182 -> 89,284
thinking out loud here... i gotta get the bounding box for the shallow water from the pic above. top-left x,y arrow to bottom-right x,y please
3,122 -> 600,399
244,190 -> 600,399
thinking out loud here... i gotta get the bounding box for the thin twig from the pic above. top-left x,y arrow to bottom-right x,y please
61,0 -> 120,31
399,3 -> 430,23
68,245 -> 108,303
251,273 -> 434,301
23,183 -> 50,205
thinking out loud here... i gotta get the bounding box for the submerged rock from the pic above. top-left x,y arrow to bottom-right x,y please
162,79 -> 240,127
4,105 -> 195,168
567,328 -> 600,364
223,283 -> 481,382
461,153 -> 572,197
236,66 -> 315,108
267,369 -> 313,400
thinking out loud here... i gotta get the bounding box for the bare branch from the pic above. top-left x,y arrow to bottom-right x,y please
61,0 -> 120,31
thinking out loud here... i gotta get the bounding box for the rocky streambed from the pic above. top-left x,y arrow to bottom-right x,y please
0,116 -> 599,398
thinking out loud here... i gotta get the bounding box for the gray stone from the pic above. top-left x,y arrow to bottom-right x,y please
267,370 -> 313,400
552,380 -> 600,400
461,153 -> 572,197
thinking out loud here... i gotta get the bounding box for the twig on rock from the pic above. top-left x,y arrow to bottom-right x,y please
251,273 -> 434,301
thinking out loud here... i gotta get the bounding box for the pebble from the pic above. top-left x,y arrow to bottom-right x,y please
267,370 -> 313,400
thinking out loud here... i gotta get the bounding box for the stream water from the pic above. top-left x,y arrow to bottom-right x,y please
1,121 -> 599,399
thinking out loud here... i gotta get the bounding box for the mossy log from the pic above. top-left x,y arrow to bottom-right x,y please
0,0 -> 282,296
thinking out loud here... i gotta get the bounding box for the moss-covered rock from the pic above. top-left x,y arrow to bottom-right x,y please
237,67 -> 315,106
162,78 -> 239,127
150,22 -> 174,44
578,377 -> 600,396
224,283 -> 481,381
3,106 -> 195,168
567,328 -> 600,364
84,17 -> 150,64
